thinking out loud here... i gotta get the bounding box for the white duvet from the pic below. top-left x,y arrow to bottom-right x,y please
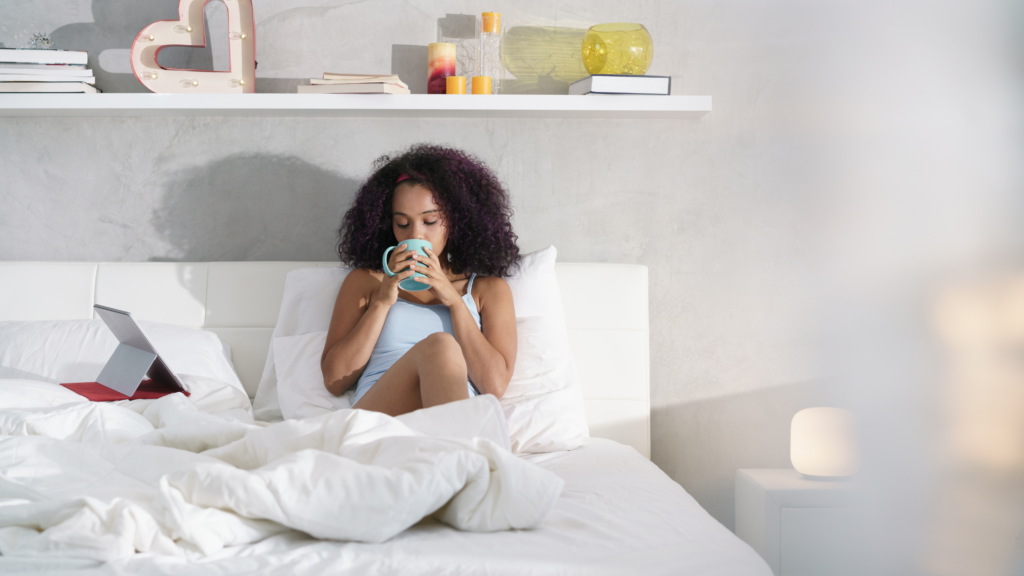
0,377 -> 563,562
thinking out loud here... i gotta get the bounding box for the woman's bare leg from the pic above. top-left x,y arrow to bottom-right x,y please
352,332 -> 469,417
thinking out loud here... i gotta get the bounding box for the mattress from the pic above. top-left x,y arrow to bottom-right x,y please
1,438 -> 770,576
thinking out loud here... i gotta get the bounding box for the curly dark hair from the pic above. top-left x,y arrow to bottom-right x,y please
337,144 -> 520,278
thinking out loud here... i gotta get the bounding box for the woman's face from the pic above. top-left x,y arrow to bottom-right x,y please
392,183 -> 448,260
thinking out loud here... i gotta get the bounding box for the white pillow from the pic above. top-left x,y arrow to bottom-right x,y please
275,331 -> 353,419
252,266 -> 352,421
270,321 -> 589,452
506,245 -> 570,330
258,246 -> 589,453
0,319 -> 245,394
502,247 -> 589,453
501,315 -> 588,452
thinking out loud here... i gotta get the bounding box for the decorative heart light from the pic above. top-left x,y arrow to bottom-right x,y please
130,0 -> 255,93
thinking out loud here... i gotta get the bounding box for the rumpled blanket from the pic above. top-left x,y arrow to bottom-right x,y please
0,377 -> 563,561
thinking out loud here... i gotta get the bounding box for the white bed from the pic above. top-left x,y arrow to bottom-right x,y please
0,261 -> 770,575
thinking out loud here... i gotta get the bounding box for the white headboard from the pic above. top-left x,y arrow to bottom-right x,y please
0,261 -> 650,457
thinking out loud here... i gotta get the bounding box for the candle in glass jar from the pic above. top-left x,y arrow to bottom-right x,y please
428,43 -> 456,94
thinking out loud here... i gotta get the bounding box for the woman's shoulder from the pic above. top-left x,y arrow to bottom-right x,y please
340,268 -> 384,295
471,275 -> 512,305
472,275 -> 509,290
347,268 -> 384,282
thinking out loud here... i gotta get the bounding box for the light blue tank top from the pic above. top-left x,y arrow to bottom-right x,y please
352,273 -> 482,404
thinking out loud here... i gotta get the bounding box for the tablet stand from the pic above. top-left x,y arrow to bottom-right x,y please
91,304 -> 186,398
96,343 -> 159,397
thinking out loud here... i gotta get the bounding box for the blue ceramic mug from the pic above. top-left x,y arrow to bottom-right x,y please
383,239 -> 432,291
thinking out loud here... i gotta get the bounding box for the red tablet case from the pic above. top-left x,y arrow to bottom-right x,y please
61,379 -> 190,402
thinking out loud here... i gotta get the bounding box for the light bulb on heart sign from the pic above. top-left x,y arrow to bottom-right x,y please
130,0 -> 255,94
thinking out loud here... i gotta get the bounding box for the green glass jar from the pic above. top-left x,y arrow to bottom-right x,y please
581,23 -> 653,76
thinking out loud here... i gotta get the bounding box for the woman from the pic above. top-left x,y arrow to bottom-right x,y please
321,144 -> 519,417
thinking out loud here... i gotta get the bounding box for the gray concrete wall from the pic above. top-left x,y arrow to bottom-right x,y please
0,0 -> 824,530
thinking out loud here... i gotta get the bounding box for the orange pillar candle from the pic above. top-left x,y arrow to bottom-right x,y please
428,42 -> 456,94
471,76 -> 492,94
446,76 -> 466,94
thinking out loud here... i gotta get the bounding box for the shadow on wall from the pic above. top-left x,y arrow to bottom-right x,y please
256,78 -> 310,93
652,380 -> 824,532
151,154 -> 360,262
49,0 -> 220,93
392,45 -> 428,94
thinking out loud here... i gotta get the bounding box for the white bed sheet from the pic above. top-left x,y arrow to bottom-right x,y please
1,438 -> 770,576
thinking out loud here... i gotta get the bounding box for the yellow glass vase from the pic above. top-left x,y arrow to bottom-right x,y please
581,23 -> 653,76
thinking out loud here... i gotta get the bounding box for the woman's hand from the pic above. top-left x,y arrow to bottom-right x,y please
377,244 -> 418,307
412,247 -> 463,307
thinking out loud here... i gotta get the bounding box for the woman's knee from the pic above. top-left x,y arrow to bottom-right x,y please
420,331 -> 458,352
417,333 -> 466,370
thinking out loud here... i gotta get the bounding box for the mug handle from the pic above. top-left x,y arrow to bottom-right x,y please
382,246 -> 397,277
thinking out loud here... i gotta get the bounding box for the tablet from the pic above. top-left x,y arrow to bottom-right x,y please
94,304 -> 188,397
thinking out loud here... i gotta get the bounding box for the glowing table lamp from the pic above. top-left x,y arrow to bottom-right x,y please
791,407 -> 860,479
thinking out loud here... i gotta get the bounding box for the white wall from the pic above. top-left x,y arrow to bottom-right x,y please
1,0 -> 848,531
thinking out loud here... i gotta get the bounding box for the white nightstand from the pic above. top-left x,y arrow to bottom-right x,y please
735,469 -> 859,576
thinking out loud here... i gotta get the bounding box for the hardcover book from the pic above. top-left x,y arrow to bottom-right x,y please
0,48 -> 89,66
0,63 -> 88,72
568,74 -> 671,95
298,83 -> 410,95
0,74 -> 95,83
322,73 -> 404,83
0,82 -> 99,93
313,77 -> 409,89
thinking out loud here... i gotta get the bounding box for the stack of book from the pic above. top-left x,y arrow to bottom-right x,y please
568,74 -> 670,96
0,48 -> 98,93
298,73 -> 410,95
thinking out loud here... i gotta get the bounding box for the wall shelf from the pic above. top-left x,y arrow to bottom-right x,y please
0,93 -> 711,118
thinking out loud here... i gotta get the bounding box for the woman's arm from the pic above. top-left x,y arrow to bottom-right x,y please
410,247 -> 517,397
321,253 -> 418,395
321,270 -> 387,395
449,276 -> 517,398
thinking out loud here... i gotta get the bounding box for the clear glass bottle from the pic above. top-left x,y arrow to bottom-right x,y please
436,14 -> 479,82
479,12 -> 503,94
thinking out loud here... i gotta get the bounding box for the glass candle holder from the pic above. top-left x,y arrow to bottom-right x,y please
479,12 -> 503,94
580,23 -> 653,76
428,42 -> 456,94
436,14 -> 480,81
